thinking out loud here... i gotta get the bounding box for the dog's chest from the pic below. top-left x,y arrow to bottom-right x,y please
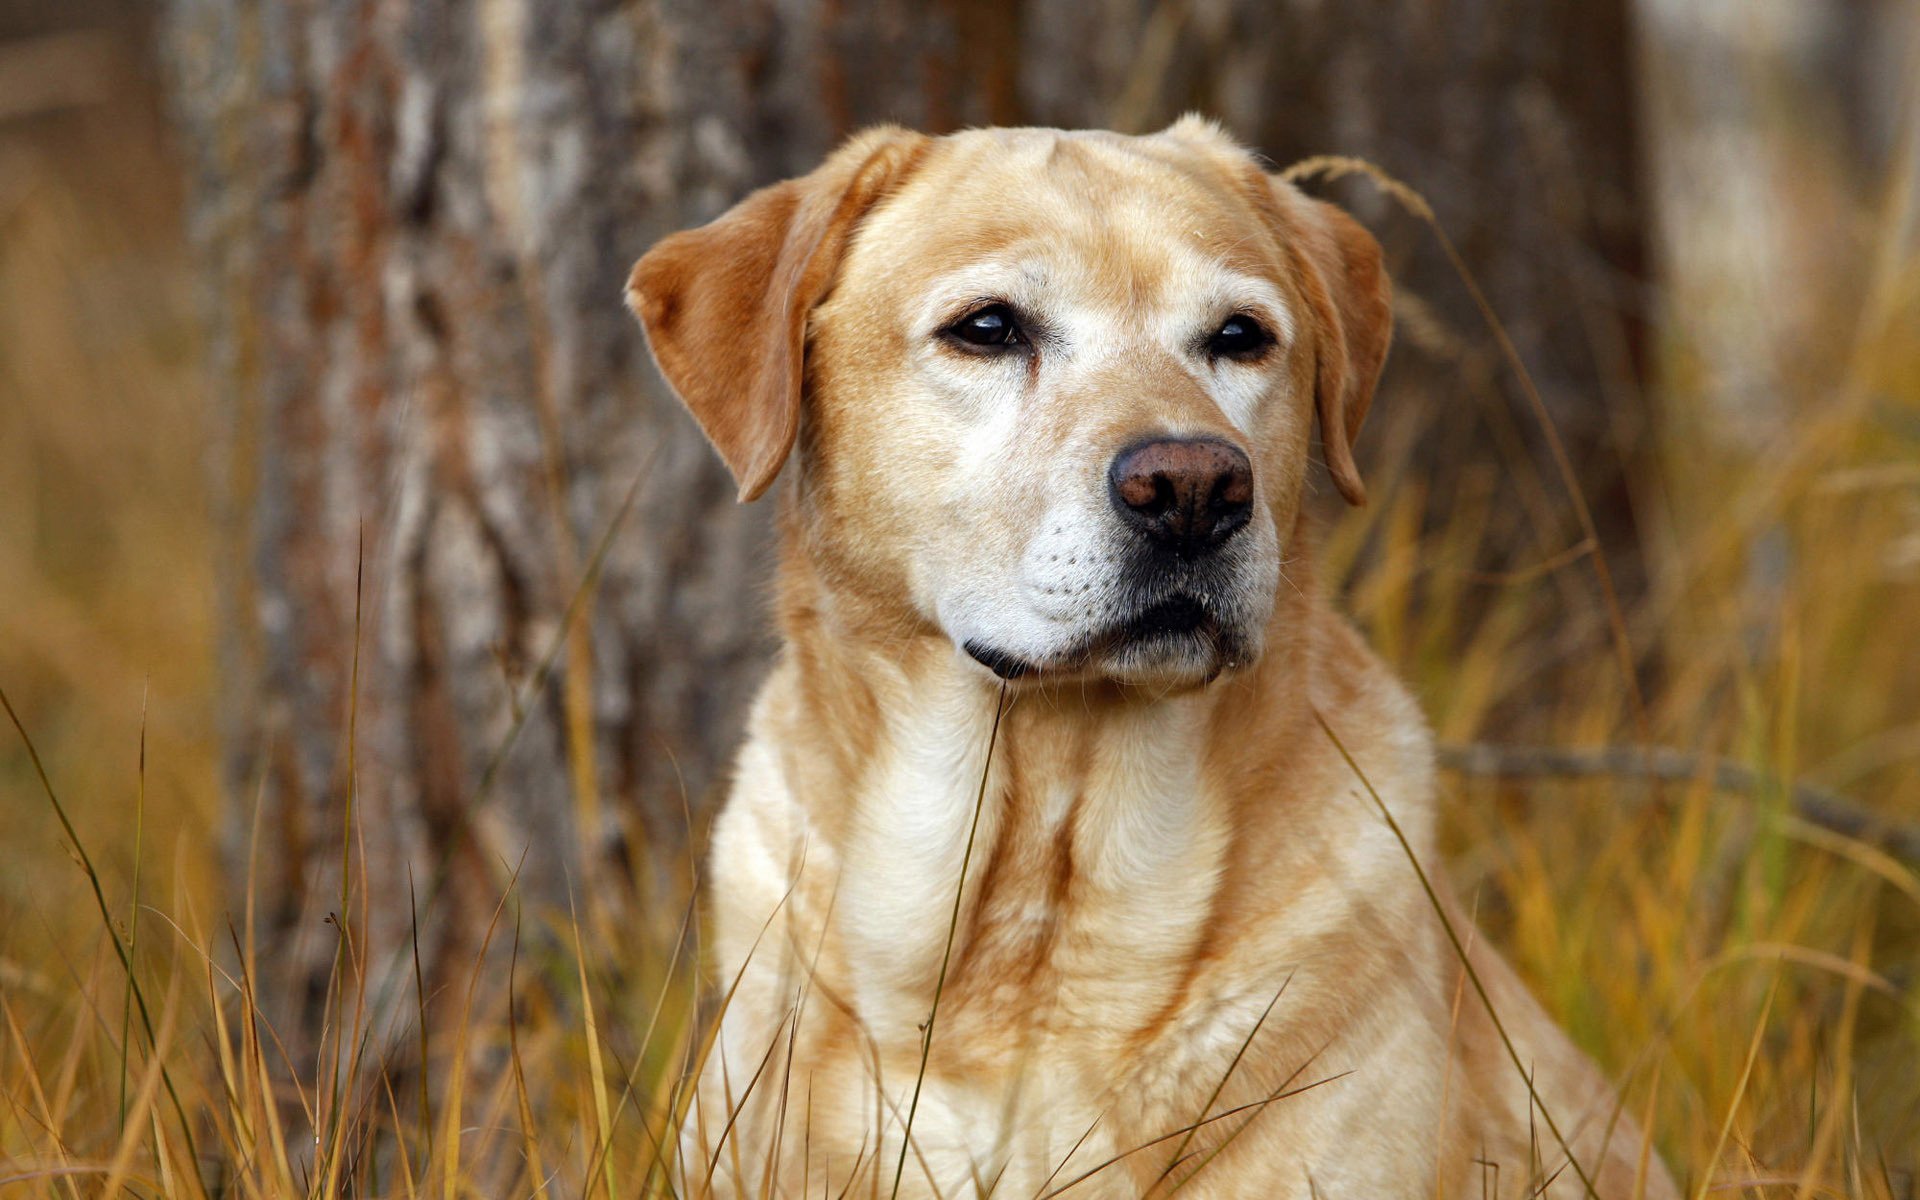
833,697 -> 1230,1054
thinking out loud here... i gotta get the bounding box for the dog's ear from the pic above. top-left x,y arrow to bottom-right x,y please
626,127 -> 928,501
1270,182 -> 1392,507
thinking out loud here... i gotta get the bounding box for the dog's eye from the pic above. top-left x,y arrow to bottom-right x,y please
1207,314 -> 1273,360
946,304 -> 1026,350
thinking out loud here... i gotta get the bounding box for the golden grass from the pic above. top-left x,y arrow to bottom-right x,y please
4,71 -> 1920,1200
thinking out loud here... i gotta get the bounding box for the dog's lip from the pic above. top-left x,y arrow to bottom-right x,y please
963,592 -> 1224,682
962,639 -> 1034,680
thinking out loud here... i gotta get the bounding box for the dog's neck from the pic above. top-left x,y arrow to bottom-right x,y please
755,507 -> 1398,1045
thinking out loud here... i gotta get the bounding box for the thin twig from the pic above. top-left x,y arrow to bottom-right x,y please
1435,742 -> 1920,862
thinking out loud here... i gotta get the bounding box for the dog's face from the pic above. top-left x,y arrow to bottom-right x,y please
629,120 -> 1390,690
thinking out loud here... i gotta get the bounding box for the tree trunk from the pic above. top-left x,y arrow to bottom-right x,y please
165,0 -> 1648,1057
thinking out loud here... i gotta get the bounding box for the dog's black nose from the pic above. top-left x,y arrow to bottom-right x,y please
1108,437 -> 1254,554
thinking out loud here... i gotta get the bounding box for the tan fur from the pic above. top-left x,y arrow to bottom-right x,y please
628,119 -> 1678,1198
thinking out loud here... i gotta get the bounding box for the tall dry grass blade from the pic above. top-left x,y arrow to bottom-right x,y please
1039,1068 -> 1353,1198
315,525 -> 368,1200
203,952 -> 260,1198
240,739 -> 270,1105
701,1011 -> 793,1191
101,965 -> 183,1197
730,885 -> 849,1196
118,678 -> 148,1136
1696,943 -> 1903,1007
625,890 -> 702,1198
376,1058 -> 421,1200
887,680 -> 1011,1200
1145,972 -> 1293,1196
320,924 -> 380,1198
408,869 -> 433,1166
569,889 -> 621,1200
1161,1037 -> 1345,1196
45,948 -> 103,1161
0,679 -> 204,1178
1034,1110 -> 1107,1199
506,913 -> 550,1200
1433,892 -> 1483,1200
1693,970 -> 1781,1198
461,1023 -> 533,1200
759,874 -> 864,1196
1159,1036 -> 1359,1190
436,853 -> 525,1200
630,884 -> 700,1100
1777,817 -> 1920,908
577,889 -> 704,1193
2,993 -> 84,1200
760,985 -> 808,1198
225,923 -> 299,1197
662,865 -> 810,1196
1632,1059 -> 1663,1200
801,1081 -> 815,1200
1312,707 -> 1600,1199
1792,905 -> 1876,1198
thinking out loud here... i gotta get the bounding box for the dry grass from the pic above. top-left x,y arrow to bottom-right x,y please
4,42 -> 1920,1200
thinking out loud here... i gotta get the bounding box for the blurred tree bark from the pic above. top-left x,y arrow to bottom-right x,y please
164,0 -> 1649,1055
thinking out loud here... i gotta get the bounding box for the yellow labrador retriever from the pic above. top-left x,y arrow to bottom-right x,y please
628,118 -> 1676,1199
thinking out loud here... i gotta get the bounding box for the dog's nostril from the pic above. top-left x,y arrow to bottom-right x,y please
1108,437 -> 1254,552
1147,474 -> 1177,517
1213,469 -> 1252,511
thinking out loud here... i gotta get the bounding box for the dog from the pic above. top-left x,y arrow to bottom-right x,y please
627,118 -> 1677,1199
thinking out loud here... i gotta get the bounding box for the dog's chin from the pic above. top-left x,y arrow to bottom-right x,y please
1093,631 -> 1242,690
962,596 -> 1258,691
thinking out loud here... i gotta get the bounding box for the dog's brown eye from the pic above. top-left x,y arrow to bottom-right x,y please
947,304 -> 1025,350
1208,314 -> 1272,360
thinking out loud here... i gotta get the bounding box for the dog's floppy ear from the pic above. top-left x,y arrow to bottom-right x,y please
626,127 -> 928,501
1270,182 -> 1392,507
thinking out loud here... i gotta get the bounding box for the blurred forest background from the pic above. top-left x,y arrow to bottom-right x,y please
3,0 -> 1919,1195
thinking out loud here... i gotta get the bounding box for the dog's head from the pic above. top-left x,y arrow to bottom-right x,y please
628,119 -> 1390,690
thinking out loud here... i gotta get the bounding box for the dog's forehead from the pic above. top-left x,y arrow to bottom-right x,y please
847,127 -> 1284,298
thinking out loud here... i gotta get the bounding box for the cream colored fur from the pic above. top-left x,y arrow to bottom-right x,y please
628,119 -> 1678,1199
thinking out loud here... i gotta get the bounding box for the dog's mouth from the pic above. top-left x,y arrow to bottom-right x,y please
1124,594 -> 1211,641
964,592 -> 1234,683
